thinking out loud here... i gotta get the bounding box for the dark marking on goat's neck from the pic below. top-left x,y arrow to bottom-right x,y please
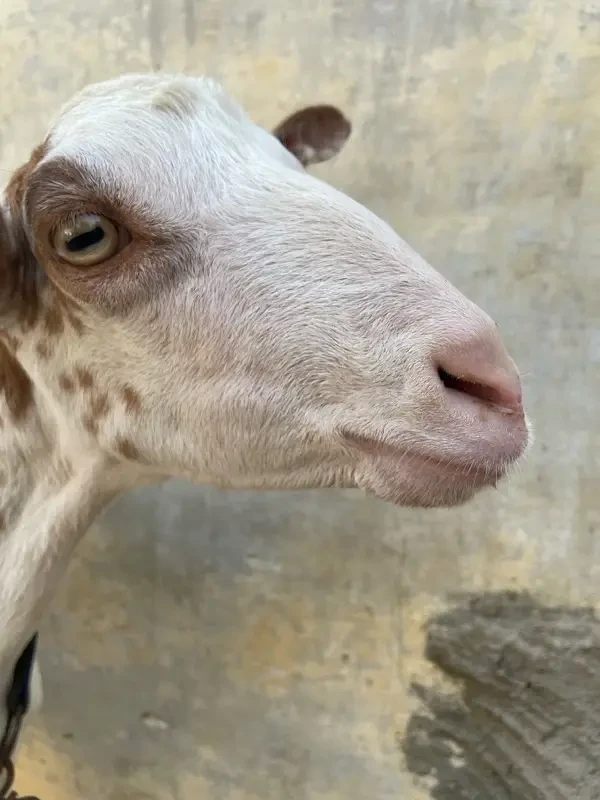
0,338 -> 34,423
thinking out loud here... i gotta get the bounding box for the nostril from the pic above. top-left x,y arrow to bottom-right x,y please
437,367 -> 522,411
434,321 -> 524,414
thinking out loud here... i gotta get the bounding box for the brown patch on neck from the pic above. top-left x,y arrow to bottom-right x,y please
58,372 -> 75,392
121,385 -> 142,414
115,436 -> 141,462
75,367 -> 94,390
0,339 -> 34,422
82,390 -> 111,435
42,304 -> 64,337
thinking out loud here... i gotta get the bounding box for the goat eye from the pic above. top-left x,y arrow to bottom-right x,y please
52,214 -> 122,266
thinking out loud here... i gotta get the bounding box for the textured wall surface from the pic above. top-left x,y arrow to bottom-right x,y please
1,0 -> 599,797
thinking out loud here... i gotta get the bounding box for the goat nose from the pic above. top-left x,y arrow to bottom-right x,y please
434,324 -> 523,414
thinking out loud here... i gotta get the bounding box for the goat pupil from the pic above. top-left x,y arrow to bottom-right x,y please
67,226 -> 104,252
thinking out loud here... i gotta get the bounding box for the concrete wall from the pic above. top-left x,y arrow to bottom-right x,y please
1,0 -> 598,797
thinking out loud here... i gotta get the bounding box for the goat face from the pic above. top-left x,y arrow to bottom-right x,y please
5,73 -> 529,508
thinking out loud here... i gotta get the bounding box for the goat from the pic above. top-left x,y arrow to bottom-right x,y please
0,73 -> 529,755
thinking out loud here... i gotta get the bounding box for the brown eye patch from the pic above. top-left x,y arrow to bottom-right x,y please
20,155 -> 190,315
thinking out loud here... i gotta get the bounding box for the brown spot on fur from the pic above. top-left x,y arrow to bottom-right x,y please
0,340 -> 34,421
58,373 -> 75,392
90,392 -> 110,420
36,341 -> 51,360
121,385 -> 142,414
83,415 -> 98,436
115,436 -> 141,461
75,367 -> 94,390
0,510 -> 5,531
42,305 -> 64,337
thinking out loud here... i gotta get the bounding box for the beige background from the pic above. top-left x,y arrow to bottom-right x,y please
1,0 -> 598,797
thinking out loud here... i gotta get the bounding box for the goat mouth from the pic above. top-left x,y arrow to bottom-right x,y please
345,434 -> 507,508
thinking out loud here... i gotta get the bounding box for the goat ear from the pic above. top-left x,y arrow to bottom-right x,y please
273,105 -> 351,167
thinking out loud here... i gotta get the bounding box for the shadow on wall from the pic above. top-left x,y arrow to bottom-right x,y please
402,591 -> 600,800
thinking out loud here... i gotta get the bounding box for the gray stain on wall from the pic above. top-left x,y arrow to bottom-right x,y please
403,591 -> 600,800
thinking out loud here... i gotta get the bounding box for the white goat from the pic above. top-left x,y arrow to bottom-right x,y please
0,73 -> 529,763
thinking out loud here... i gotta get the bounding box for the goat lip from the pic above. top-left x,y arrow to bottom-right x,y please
344,433 -> 504,507
342,433 -> 508,480
372,447 -> 497,482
